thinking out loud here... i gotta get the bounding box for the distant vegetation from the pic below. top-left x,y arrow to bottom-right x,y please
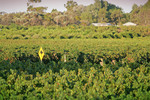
0,0 -> 150,26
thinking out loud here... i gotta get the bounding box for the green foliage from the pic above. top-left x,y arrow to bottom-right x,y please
110,9 -> 123,25
0,36 -> 150,99
0,0 -> 149,26
28,0 -> 41,3
0,25 -> 150,40
130,0 -> 150,25
64,0 -> 78,11
142,0 -> 150,9
0,0 -> 128,26
27,6 -> 48,14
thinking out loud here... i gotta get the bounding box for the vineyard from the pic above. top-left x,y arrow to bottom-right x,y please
0,25 -> 150,99
0,25 -> 150,39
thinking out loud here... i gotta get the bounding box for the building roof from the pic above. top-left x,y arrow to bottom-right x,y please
123,22 -> 137,26
92,23 -> 112,26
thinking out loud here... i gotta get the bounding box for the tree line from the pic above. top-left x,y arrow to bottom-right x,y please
0,0 -> 150,26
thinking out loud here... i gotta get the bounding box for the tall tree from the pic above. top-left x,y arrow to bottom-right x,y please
28,0 -> 41,3
142,0 -> 150,9
94,0 -> 102,10
130,0 -> 150,25
54,15 -> 69,26
103,1 -> 108,10
98,8 -> 108,23
0,13 -> 15,25
130,4 -> 140,23
110,9 -> 123,25
64,0 -> 78,11
27,6 -> 48,14
132,4 -> 138,11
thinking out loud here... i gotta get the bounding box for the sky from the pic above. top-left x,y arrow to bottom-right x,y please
0,0 -> 148,13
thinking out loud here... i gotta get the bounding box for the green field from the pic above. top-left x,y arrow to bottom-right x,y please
0,25 -> 150,40
0,0 -> 150,99
1,38 -> 150,63
0,26 -> 150,99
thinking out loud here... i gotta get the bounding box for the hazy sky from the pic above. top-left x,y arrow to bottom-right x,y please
0,0 -> 148,13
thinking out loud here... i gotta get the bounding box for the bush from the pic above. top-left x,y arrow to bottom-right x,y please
12,35 -> 23,39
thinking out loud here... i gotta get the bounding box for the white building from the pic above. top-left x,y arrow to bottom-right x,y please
123,22 -> 137,26
92,23 -> 112,26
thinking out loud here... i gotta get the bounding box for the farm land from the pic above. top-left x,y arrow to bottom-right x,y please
0,25 -> 150,99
